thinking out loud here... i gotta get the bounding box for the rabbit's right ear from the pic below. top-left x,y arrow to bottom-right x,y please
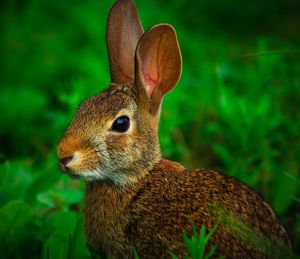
134,24 -> 182,115
106,0 -> 144,85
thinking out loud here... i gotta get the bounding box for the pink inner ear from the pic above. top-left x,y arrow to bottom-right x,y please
136,24 -> 182,101
142,59 -> 158,95
141,35 -> 164,96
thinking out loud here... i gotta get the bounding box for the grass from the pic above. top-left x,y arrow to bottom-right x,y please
175,224 -> 218,259
0,0 -> 299,257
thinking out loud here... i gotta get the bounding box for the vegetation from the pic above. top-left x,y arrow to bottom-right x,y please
0,0 -> 299,258
171,224 -> 218,259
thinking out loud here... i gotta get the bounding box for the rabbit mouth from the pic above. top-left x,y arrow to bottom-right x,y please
60,165 -> 96,181
66,172 -> 81,180
59,162 -> 70,173
58,160 -> 108,181
59,163 -> 80,178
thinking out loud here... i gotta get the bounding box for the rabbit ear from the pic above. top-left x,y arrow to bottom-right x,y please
107,0 -> 144,84
134,24 -> 182,114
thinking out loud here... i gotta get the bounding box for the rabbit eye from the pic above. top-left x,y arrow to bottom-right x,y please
111,115 -> 130,133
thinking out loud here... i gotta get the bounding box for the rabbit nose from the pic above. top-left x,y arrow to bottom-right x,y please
59,155 -> 73,165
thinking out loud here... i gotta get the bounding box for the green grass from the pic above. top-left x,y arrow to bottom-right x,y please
133,224 -> 218,259
0,0 -> 299,258
171,224 -> 218,259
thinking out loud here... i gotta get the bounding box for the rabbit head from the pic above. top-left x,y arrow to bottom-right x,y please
57,0 -> 182,186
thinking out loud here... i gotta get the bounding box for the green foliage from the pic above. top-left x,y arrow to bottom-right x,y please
133,248 -> 140,259
0,201 -> 33,257
178,224 -> 218,259
0,0 -> 299,257
43,212 -> 90,259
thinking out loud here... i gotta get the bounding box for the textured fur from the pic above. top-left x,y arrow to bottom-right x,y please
84,160 -> 291,258
57,0 -> 292,258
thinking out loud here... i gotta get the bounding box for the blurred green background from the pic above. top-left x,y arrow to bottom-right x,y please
0,0 -> 299,257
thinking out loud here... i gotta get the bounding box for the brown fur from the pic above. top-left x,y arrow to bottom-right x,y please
84,159 -> 291,258
57,0 -> 292,258
106,0 -> 144,84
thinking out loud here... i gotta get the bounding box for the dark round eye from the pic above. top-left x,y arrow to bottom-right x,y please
111,116 -> 130,133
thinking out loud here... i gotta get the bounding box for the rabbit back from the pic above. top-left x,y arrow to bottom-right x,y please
85,159 -> 291,258
127,160 -> 291,258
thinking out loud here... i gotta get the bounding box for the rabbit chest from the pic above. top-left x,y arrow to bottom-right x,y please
84,181 -> 136,257
83,160 -> 194,258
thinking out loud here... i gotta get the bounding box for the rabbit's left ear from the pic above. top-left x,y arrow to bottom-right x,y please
134,24 -> 182,114
107,0 -> 144,85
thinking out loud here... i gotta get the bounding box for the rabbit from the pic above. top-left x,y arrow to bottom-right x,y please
57,0 -> 292,258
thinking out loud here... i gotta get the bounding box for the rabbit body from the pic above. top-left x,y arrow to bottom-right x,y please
85,159 -> 290,258
57,0 -> 292,258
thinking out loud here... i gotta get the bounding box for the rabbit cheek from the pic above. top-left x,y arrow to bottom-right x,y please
106,134 -> 131,158
106,134 -> 136,167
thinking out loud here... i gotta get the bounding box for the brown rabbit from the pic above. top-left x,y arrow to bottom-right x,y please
57,0 -> 292,258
